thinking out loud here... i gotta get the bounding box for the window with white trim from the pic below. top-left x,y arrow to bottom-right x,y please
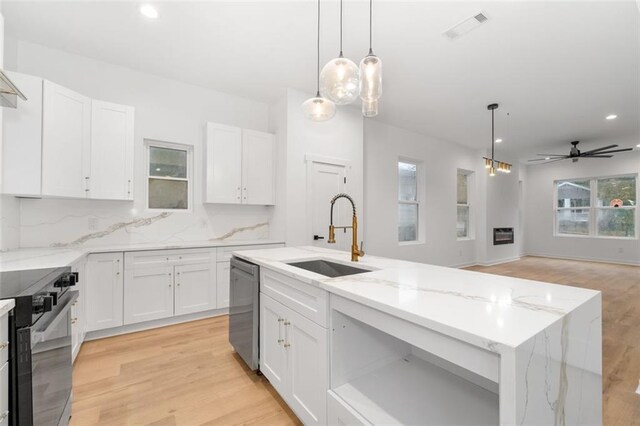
555,175 -> 637,238
398,160 -> 419,242
457,170 -> 473,239
146,141 -> 192,211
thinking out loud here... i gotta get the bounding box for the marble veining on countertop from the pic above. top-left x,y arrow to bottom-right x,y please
0,240 -> 284,272
232,246 -> 600,351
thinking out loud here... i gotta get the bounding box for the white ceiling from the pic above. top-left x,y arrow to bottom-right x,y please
3,1 -> 639,158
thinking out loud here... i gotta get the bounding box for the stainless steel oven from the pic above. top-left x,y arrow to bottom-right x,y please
29,291 -> 76,426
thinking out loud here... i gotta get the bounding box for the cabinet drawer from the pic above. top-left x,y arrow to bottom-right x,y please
217,243 -> 283,262
261,268 -> 328,327
125,249 -> 213,270
0,361 -> 8,425
0,316 -> 7,364
327,390 -> 370,425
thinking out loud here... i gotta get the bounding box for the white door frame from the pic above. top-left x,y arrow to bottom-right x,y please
305,154 -> 352,247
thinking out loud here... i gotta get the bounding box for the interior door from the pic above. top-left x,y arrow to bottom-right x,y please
42,80 -> 91,198
308,161 -> 348,251
174,263 -> 216,316
90,100 -> 135,200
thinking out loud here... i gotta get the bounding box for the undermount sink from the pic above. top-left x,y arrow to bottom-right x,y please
286,260 -> 370,278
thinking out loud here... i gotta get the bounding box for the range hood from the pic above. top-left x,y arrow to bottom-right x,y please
0,69 -> 27,108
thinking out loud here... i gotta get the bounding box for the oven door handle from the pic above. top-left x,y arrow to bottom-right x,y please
31,291 -> 78,348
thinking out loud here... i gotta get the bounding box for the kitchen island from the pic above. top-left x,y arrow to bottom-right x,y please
233,246 -> 602,425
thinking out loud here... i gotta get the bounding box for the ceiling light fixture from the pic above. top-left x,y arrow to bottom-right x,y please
360,0 -> 382,117
483,103 -> 512,176
636,144 -> 640,148
606,114 -> 617,120
320,0 -> 360,105
139,4 -> 159,19
495,138 -> 502,143
302,0 -> 336,121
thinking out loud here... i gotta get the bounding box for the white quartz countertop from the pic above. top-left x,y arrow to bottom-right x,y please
0,240 -> 284,272
0,299 -> 15,317
233,246 -> 600,351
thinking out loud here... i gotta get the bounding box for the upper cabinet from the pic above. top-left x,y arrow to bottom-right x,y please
205,122 -> 275,205
90,100 -> 135,200
42,80 -> 92,198
1,72 -> 135,201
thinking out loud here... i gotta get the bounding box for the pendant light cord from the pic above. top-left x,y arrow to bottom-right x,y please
369,0 -> 373,54
491,108 -> 495,163
316,0 -> 320,95
339,0 -> 344,56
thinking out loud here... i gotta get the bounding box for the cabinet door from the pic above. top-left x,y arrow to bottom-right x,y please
174,263 -> 216,316
2,72 -> 43,197
286,308 -> 328,425
0,361 -> 7,426
86,253 -> 124,332
42,80 -> 91,198
90,100 -> 135,200
205,122 -> 242,204
216,261 -> 230,309
241,129 -> 275,205
71,258 -> 86,362
260,294 -> 288,394
124,266 -> 174,324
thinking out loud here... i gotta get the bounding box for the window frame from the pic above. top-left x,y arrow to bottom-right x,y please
145,139 -> 193,213
554,173 -> 638,240
397,157 -> 424,245
456,169 -> 474,241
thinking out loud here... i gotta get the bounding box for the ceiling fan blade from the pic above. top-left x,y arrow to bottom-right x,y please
582,148 -> 633,155
528,158 -> 549,162
582,155 -> 613,158
580,145 -> 618,155
535,154 -> 566,157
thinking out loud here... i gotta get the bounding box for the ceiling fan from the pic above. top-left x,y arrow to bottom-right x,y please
528,141 -> 633,163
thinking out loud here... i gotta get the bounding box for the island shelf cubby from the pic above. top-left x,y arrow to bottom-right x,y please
329,294 -> 500,425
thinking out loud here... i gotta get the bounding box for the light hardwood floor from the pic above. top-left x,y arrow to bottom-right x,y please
467,256 -> 640,426
70,316 -> 301,426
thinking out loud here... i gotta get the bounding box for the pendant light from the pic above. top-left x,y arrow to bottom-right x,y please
360,0 -> 382,117
483,103 -> 512,176
302,0 -> 336,122
319,0 -> 360,105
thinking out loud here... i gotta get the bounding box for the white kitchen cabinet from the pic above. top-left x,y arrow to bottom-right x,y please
0,361 -> 7,426
205,122 -> 275,205
124,266 -> 174,324
85,252 -> 124,332
175,263 -> 217,316
2,72 -> 43,197
260,293 -> 328,425
216,261 -> 230,309
42,80 -> 91,198
205,123 -> 242,204
71,258 -> 87,363
90,100 -> 135,200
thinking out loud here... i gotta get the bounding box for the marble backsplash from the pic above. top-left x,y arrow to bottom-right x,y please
17,198 -> 272,248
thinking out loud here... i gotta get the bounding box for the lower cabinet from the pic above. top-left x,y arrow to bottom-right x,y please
216,261 -> 230,309
260,293 -> 327,425
124,266 -> 174,324
175,263 -> 217,315
0,361 -> 8,425
86,252 -> 124,332
71,257 -> 87,362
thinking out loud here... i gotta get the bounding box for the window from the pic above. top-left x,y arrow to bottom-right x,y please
555,175 -> 637,238
146,141 -> 192,210
457,170 -> 473,239
398,160 -> 419,242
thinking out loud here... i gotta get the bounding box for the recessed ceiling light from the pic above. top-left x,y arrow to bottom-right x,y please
605,114 -> 617,120
636,144 -> 640,148
140,4 -> 158,19
545,157 -> 551,160
495,138 -> 502,143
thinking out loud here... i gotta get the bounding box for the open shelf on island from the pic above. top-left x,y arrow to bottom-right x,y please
332,354 -> 498,425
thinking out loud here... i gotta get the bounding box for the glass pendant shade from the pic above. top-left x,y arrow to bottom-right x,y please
362,98 -> 378,117
320,56 -> 360,105
301,95 -> 336,122
359,54 -> 382,101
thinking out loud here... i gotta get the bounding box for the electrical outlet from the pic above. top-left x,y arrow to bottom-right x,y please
88,217 -> 99,230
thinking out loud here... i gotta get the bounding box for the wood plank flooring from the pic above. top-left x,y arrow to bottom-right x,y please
467,256 -> 640,426
72,256 -> 638,425
70,316 -> 301,426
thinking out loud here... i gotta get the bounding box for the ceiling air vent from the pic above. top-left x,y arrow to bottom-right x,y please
444,11 -> 489,40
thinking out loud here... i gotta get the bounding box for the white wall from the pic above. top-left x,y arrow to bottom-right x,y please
524,150 -> 640,265
269,88 -> 364,248
5,38 -> 274,248
363,119 -> 479,267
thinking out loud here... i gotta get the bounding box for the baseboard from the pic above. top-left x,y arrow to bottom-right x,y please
85,308 -> 229,341
452,261 -> 479,269
523,252 -> 640,267
476,256 -> 521,267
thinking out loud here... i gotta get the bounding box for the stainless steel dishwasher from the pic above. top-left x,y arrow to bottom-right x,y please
229,256 -> 260,370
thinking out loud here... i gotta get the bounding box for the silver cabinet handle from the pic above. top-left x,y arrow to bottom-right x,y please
0,341 -> 9,350
127,179 -> 132,196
